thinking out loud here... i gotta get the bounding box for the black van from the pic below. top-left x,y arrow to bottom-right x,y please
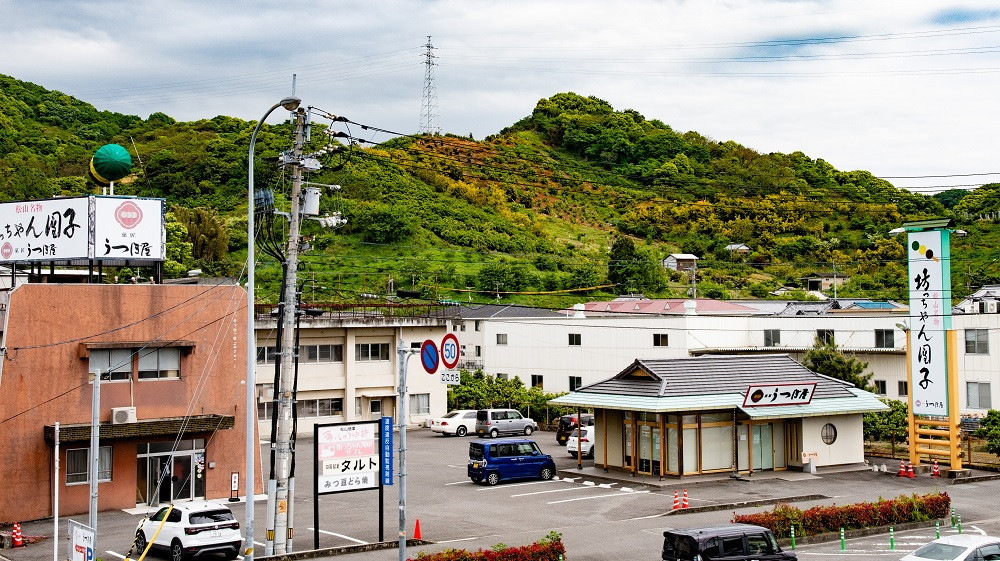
662,524 -> 795,561
556,413 -> 594,445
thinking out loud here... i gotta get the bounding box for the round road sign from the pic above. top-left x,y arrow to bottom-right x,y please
420,339 -> 439,374
441,333 -> 460,370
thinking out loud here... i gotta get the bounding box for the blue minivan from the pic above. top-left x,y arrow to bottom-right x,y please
467,438 -> 556,486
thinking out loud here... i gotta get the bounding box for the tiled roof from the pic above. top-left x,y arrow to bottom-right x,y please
579,299 -> 762,316
452,304 -> 563,319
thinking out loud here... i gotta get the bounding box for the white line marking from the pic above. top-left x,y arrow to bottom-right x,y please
445,480 -> 472,486
548,490 -> 650,504
446,464 -> 466,468
597,483 -> 618,488
476,479 -> 560,491
307,527 -> 366,544
254,541 -> 266,547
436,537 -> 481,544
512,486 -> 603,497
104,552 -> 125,560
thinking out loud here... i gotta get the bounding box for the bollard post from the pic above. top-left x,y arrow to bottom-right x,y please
936,520 -> 940,539
890,526 -> 895,551
958,514 -> 963,534
790,526 -> 796,550
840,527 -> 845,551
951,507 -> 956,528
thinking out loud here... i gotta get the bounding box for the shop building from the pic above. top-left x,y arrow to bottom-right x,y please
549,354 -> 887,477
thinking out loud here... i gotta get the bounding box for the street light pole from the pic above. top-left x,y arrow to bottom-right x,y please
246,95 -> 301,561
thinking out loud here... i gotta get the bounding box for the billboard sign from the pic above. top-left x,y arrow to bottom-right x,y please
742,382 -> 817,407
907,229 -> 951,416
0,196 -> 165,262
316,421 -> 380,494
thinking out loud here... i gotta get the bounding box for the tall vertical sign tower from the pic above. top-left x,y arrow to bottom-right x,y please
902,219 -> 963,470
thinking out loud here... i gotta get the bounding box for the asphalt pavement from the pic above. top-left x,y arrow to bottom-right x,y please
4,429 -> 1000,561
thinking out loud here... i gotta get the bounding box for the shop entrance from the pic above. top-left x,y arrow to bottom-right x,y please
752,424 -> 773,470
136,440 -> 206,506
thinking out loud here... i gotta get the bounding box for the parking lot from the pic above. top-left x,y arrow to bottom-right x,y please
5,427 -> 1000,561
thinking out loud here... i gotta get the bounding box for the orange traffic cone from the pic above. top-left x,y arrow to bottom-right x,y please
672,490 -> 680,510
897,459 -> 905,477
413,518 -> 422,540
12,522 -> 23,547
907,462 -> 916,478
932,460 -> 941,477
682,489 -> 689,509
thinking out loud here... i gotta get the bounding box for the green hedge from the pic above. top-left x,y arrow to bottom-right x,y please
732,492 -> 950,538
412,532 -> 565,561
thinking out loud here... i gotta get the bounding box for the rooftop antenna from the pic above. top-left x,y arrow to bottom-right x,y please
419,36 -> 439,134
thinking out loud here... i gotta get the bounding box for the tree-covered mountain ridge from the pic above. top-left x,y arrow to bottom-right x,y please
2,74 -> 997,306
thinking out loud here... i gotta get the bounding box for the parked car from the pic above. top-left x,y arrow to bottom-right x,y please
662,524 -> 795,561
899,534 -> 1000,561
475,408 -> 537,438
134,501 -> 243,561
430,409 -> 478,436
565,426 -> 594,459
556,413 -> 594,445
467,438 -> 556,486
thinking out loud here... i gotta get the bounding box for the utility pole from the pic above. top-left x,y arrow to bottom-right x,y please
267,107 -> 307,556
396,340 -> 418,561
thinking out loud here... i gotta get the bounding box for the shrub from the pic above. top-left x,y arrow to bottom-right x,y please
733,492 -> 950,538
412,532 -> 565,561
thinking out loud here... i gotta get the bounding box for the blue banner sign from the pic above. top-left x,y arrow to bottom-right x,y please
381,416 -> 394,486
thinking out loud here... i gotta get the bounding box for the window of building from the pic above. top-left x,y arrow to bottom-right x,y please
89,348 -> 133,381
304,344 -> 344,362
475,320 -> 482,332
497,334 -> 508,345
653,333 -> 668,347
568,333 -> 581,346
820,423 -> 838,445
296,398 -> 344,417
355,397 -> 362,416
530,375 -> 543,389
816,329 -> 835,345
966,329 -> 989,355
256,346 -> 279,364
460,323 -> 466,331
355,343 -> 390,361
569,376 -> 582,391
898,380 -> 908,397
968,382 -> 992,409
874,380 -> 887,395
875,329 -> 894,349
409,393 -> 430,415
370,399 -> 382,416
764,329 -> 780,347
410,342 -> 421,350
138,348 -> 180,380
475,346 -> 482,358
496,373 -> 508,380
460,345 -> 467,357
67,446 -> 112,484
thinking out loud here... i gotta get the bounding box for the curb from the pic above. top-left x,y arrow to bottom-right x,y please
776,518 -> 945,547
664,494 -> 829,516
256,539 -> 433,560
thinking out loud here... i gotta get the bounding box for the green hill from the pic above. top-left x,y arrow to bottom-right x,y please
2,75 -> 997,306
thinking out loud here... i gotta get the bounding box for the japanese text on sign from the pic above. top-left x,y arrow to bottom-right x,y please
908,230 -> 950,416
742,382 -> 817,407
381,416 -> 394,486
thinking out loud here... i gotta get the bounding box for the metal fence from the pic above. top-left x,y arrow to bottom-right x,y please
865,434 -> 1000,470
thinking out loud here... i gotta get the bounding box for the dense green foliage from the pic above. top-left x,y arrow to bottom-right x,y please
3,75 -> 993,305
447,371 -> 573,422
803,339 -> 876,391
974,409 -> 1000,457
863,399 -> 908,442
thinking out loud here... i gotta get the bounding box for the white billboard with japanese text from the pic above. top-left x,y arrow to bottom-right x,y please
907,229 -> 950,416
316,422 -> 379,493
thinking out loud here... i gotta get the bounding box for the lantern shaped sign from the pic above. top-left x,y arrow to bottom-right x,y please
89,144 -> 133,186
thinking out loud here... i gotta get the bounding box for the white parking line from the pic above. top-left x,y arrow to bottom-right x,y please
445,480 -> 473,486
307,527 -> 367,544
436,537 -> 482,544
512,486 -> 603,498
104,551 -> 125,560
548,490 -> 650,504
476,480 -> 560,491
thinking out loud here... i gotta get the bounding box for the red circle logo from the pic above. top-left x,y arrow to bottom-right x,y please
0,242 -> 12,260
115,201 -> 143,229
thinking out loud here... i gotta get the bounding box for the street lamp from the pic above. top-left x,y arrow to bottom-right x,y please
245,95 -> 300,561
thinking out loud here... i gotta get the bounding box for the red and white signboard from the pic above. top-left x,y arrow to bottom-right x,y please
441,333 -> 460,370
317,422 -> 379,492
742,382 -> 817,407
93,196 -> 165,260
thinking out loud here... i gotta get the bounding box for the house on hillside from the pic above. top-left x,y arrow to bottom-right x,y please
663,253 -> 699,272
802,272 -> 849,292
725,243 -> 751,254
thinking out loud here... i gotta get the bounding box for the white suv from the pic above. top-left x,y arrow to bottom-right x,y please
134,501 -> 243,561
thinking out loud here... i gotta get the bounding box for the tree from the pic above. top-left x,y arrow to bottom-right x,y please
863,399 -> 908,442
803,339 -> 875,391
975,409 -> 1000,456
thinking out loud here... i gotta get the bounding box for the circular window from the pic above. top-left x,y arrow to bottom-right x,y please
821,423 -> 838,445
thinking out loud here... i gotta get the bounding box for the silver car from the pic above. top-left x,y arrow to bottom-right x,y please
475,408 -> 537,438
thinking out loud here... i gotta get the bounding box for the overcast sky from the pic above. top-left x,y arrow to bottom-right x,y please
4,0 -> 1000,194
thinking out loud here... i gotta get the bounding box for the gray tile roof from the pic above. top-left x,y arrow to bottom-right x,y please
452,304 -> 563,319
577,354 -> 855,400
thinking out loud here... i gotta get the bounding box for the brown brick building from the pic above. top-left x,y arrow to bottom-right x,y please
0,283 -> 261,521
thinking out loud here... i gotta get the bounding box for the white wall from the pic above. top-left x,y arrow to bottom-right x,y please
801,414 -> 864,467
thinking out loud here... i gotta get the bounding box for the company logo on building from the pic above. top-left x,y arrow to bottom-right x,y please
0,242 -> 11,260
114,201 -> 143,229
911,240 -> 940,262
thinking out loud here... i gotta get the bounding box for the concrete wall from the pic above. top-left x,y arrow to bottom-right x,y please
801,414 -> 864,467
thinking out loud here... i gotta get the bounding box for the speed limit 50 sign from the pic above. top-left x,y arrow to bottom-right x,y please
441,333 -> 460,370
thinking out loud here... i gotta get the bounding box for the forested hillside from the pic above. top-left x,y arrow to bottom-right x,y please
2,75 -> 997,306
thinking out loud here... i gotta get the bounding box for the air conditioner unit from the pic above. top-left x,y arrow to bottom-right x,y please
112,406 -> 137,424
